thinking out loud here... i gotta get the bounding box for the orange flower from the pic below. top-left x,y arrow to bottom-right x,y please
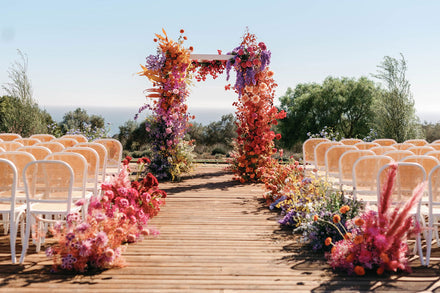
344,233 -> 352,240
313,215 -> 318,222
345,253 -> 355,263
180,29 -> 185,33
325,237 -> 332,246
354,235 -> 364,245
189,46 -> 194,51
380,252 -> 389,264
333,214 -> 341,224
339,205 -> 350,214
153,38 -> 158,42
377,266 -> 384,275
267,70 -> 274,77
355,218 -> 365,226
354,266 -> 365,276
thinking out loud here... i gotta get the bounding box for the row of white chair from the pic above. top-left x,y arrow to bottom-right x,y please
1,159 -> 83,263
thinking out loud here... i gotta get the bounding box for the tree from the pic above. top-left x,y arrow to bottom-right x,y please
60,108 -> 105,134
278,76 -> 380,149
372,54 -> 421,142
1,50 -> 53,136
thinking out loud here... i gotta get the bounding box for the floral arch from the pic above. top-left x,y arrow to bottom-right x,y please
138,29 -> 286,182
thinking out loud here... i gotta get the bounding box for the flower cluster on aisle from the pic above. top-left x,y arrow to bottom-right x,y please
138,29 -> 194,180
260,160 -> 425,276
226,31 -> 286,183
46,157 -> 166,272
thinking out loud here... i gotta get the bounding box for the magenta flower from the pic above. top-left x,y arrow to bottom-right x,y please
95,231 -> 109,247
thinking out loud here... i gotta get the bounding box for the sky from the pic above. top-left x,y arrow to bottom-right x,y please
1,0 -> 440,124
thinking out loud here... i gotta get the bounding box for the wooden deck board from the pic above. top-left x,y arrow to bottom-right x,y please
1,164 -> 440,292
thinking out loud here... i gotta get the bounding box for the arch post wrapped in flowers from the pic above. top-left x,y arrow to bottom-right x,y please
226,31 -> 286,183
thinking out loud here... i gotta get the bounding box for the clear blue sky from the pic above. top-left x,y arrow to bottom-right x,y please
1,0 -> 440,121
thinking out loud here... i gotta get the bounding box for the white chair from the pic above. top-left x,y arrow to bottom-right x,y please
352,155 -> 394,202
0,159 -> 26,263
338,150 -> 375,188
63,147 -> 100,197
75,142 -> 108,182
20,160 -> 82,263
424,165 -> 440,266
94,138 -> 123,175
45,152 -> 91,218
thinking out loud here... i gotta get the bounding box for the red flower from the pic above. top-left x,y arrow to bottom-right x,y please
354,266 -> 365,276
275,133 -> 282,140
180,29 -> 184,34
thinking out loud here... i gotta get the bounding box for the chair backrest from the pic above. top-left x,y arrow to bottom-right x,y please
432,139 -> 440,145
23,160 -> 74,211
63,147 -> 99,186
13,138 -> 24,144
352,155 -> 394,199
408,146 -> 436,155
35,141 -> 65,153
30,134 -> 56,142
373,138 -> 397,146
17,146 -> 52,160
404,139 -> 428,146
339,150 -> 376,185
400,155 -> 440,176
377,162 -> 426,203
52,138 -> 78,148
354,142 -> 381,150
314,141 -> 342,170
0,141 -> 24,151
45,152 -> 88,195
20,137 -> 41,146
302,138 -> 329,165
383,150 -> 414,162
94,138 -> 123,169
369,146 -> 397,155
429,165 -> 440,205
340,138 -> 362,145
0,147 -> 5,152
0,151 -> 36,189
0,158 -> 18,201
426,151 -> 440,162
429,144 -> 440,151
391,143 -> 415,150
61,134 -> 88,143
325,145 -> 358,177
0,133 -> 22,141
74,142 -> 108,181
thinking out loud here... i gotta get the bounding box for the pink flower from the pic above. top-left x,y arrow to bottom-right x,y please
165,127 -> 172,134
95,231 -> 109,247
105,248 -> 115,259
127,234 -> 136,243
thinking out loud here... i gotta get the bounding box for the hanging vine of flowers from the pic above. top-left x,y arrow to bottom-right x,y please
138,29 -> 195,180
226,31 -> 286,183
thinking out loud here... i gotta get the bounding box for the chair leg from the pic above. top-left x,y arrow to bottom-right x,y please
426,229 -> 433,266
9,211 -> 16,264
19,211 -> 32,264
417,231 -> 425,266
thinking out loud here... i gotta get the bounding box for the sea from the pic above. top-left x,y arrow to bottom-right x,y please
43,105 -> 236,136
43,106 -> 440,137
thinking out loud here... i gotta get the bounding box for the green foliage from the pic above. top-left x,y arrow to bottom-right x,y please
372,54 -> 421,142
55,108 -> 109,140
422,121 -> 440,143
278,76 -> 380,148
1,50 -> 55,136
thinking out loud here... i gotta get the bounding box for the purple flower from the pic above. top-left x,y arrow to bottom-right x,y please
61,254 -> 77,270
66,232 -> 76,242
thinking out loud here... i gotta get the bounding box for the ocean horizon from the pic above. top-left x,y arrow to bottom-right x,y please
43,105 -> 439,137
43,105 -> 236,136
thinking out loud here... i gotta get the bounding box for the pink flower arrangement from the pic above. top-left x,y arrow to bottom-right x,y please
46,159 -> 166,272
326,163 -> 425,275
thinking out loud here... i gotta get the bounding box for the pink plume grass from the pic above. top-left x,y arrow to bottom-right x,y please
379,163 -> 397,219
387,181 -> 427,239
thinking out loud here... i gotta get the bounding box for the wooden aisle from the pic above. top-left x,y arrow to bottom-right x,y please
1,164 -> 440,292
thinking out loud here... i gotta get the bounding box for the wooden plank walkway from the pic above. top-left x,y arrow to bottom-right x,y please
1,164 -> 440,292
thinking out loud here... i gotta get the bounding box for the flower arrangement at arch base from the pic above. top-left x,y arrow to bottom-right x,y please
45,157 -> 166,273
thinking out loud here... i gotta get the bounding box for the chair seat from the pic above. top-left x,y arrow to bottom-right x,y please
0,202 -> 26,212
30,203 -> 82,214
